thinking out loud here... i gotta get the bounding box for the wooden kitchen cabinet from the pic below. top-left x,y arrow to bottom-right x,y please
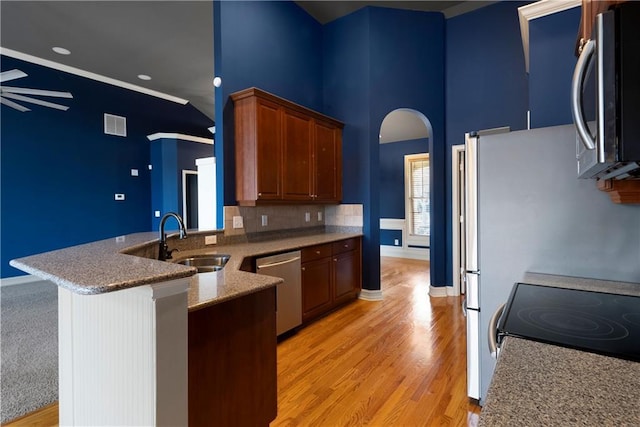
231,87 -> 344,206
301,237 -> 362,324
282,108 -> 313,201
314,120 -> 342,202
188,287 -> 277,427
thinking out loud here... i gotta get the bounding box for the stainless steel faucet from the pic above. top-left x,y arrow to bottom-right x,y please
158,212 -> 188,261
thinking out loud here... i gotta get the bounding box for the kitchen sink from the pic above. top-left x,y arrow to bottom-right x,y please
175,254 -> 230,273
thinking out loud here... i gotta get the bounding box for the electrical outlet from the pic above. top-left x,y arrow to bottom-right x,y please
131,169 -> 139,176
318,212 -> 323,221
155,211 -> 161,218
115,193 -> 125,201
394,239 -> 399,246
232,216 -> 244,229
205,235 -> 217,245
148,164 -> 153,170
261,215 -> 268,227
116,236 -> 126,243
305,212 -> 310,222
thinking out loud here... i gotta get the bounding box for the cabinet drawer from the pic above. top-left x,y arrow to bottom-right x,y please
332,238 -> 359,255
301,244 -> 332,262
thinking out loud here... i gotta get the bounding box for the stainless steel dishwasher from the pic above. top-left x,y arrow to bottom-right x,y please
256,251 -> 302,336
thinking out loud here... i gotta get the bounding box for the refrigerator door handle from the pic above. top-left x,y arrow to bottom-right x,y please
464,133 -> 479,272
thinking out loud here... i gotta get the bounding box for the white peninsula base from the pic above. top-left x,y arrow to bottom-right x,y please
57,278 -> 190,426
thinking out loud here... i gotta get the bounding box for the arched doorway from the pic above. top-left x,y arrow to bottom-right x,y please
378,108 -> 433,284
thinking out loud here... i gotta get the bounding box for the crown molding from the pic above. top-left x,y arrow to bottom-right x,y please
518,0 -> 581,73
0,47 -> 189,105
147,133 -> 213,145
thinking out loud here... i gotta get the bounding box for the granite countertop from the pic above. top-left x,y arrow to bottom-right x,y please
480,337 -> 640,426
480,273 -> 640,426
9,230 -> 362,311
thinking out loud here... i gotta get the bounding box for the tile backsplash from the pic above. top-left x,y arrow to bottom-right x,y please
223,204 -> 363,236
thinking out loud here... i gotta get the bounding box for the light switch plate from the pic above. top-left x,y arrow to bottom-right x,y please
305,212 -> 310,222
233,216 -> 244,229
115,193 -> 125,201
205,235 -> 217,245
155,211 -> 161,218
131,169 -> 139,176
261,215 -> 268,226
318,212 -> 323,221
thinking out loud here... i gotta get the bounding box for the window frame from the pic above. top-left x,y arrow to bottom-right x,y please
404,153 -> 430,247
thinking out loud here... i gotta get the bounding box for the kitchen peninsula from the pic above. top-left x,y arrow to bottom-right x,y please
10,228 -> 362,426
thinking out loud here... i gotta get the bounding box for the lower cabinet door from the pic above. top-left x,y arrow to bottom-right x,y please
301,257 -> 332,322
333,250 -> 360,305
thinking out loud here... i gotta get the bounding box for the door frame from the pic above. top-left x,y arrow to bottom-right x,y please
451,144 -> 466,296
182,169 -> 198,229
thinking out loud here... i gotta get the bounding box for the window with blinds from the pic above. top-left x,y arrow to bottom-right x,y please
404,153 -> 430,246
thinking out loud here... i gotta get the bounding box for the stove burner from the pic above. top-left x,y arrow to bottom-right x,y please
623,313 -> 640,327
517,307 -> 630,341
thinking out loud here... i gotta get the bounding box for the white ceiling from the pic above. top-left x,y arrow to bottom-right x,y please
1,1 -> 493,132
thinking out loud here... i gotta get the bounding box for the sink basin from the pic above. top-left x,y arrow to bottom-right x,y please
175,254 -> 230,273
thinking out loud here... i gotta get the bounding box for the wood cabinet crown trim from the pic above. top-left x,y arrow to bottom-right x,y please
230,87 -> 344,129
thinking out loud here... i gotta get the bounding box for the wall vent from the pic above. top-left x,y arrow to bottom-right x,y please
104,113 -> 127,137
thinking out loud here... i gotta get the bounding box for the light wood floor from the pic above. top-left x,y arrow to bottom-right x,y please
4,257 -> 480,426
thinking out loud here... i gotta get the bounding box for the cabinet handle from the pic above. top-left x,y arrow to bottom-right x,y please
333,258 -> 337,262
344,244 -> 348,248
301,267 -> 306,271
258,192 -> 262,196
315,250 -> 321,255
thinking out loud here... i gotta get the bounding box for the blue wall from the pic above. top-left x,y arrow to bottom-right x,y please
379,138 -> 429,219
445,1 -> 530,286
324,7 -> 444,290
1,56 -> 212,277
380,229 -> 402,246
529,7 -> 582,128
213,0 -> 324,215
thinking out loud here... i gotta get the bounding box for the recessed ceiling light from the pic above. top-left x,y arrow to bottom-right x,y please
137,74 -> 152,81
52,47 -> 71,55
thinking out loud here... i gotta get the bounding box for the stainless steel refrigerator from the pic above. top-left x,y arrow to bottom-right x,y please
463,124 -> 640,403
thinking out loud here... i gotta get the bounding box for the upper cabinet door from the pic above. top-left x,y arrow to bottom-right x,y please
314,120 -> 342,203
255,99 -> 283,201
282,108 -> 313,201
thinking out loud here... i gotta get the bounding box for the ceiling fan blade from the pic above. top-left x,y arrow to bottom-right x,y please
1,96 -> 31,112
0,69 -> 27,83
1,87 -> 73,99
2,92 -> 69,111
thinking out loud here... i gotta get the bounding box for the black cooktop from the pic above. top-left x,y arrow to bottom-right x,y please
498,283 -> 640,362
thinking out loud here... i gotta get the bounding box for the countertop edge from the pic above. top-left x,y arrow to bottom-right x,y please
10,230 -> 363,308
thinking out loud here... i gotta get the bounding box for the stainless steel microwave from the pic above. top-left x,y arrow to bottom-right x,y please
571,2 -> 640,180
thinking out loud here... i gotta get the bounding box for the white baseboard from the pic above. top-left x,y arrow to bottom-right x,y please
358,289 -> 383,301
0,274 -> 41,287
446,286 -> 460,296
380,245 -> 429,261
429,285 -> 448,297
